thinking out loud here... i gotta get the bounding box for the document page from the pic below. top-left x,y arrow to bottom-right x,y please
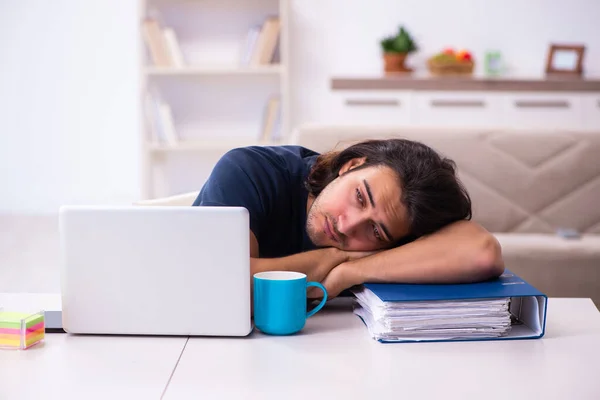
352,287 -> 512,342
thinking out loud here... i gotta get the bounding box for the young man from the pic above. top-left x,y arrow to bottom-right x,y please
193,139 -> 504,298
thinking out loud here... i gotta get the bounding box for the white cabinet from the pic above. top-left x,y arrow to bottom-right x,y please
582,94 -> 600,131
500,93 -> 584,130
411,92 -> 503,128
329,89 -> 600,131
329,90 -> 411,125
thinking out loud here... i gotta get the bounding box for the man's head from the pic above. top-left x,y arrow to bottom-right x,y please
304,138 -> 472,251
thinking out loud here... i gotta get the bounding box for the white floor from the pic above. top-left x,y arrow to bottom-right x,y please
0,214 -> 61,293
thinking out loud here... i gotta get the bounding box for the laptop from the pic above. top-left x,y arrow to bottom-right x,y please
58,205 -> 253,337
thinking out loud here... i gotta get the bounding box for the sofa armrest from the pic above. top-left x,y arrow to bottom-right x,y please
494,233 -> 600,307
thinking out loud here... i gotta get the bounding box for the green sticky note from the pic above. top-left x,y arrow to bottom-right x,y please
0,312 -> 44,330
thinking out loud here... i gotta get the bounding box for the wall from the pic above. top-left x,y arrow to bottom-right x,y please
0,0 -> 140,214
289,0 -> 600,128
1,1 -> 598,213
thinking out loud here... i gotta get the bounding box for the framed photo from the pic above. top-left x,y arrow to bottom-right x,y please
545,44 -> 585,76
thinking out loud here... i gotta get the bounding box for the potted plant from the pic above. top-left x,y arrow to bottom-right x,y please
380,26 -> 418,72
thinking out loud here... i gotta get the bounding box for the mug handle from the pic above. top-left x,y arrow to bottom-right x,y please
306,282 -> 328,318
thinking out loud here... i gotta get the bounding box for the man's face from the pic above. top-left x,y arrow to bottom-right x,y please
306,158 -> 410,251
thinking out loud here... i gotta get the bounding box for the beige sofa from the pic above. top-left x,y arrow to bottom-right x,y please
291,125 -> 600,305
138,125 -> 600,305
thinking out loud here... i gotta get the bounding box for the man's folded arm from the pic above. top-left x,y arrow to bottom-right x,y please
249,232 -> 348,284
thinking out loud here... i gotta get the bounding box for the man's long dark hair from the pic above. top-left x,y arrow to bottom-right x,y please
305,139 -> 472,243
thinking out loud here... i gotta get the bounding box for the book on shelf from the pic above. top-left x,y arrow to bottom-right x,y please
142,18 -> 185,68
162,28 -> 185,67
241,26 -> 261,66
352,269 -> 547,343
260,96 -> 281,142
144,91 -> 179,146
241,16 -> 281,67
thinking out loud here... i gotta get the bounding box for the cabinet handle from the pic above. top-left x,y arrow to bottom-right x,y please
345,99 -> 400,107
430,100 -> 485,108
514,100 -> 570,109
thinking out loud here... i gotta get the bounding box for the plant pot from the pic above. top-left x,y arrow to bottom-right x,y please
383,52 -> 409,72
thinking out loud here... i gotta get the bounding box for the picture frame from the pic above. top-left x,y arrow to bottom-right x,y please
545,44 -> 585,76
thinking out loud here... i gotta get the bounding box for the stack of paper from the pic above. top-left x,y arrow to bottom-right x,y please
352,286 -> 512,342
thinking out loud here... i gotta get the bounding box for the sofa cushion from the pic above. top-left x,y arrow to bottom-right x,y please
291,125 -> 600,234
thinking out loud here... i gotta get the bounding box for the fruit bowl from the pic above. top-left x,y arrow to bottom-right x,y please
427,48 -> 474,76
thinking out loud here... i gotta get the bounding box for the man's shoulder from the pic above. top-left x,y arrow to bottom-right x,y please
220,145 -> 320,173
223,145 -> 320,160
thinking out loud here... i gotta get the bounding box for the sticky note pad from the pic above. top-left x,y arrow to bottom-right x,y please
0,308 -> 45,350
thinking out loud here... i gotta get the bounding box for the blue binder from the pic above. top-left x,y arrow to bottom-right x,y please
354,270 -> 548,343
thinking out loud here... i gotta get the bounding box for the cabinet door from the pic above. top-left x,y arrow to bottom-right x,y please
411,92 -> 503,128
581,94 -> 600,131
329,90 -> 411,125
501,93 -> 584,129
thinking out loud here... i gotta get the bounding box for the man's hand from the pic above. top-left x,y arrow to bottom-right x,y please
343,249 -> 381,262
306,250 -> 379,299
310,248 -> 379,284
308,262 -> 362,300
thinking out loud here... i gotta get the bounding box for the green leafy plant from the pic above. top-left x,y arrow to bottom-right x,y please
380,26 -> 417,54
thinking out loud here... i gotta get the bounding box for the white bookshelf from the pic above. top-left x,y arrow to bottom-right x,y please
139,0 -> 290,199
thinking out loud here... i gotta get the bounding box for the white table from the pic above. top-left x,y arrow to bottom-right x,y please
2,296 -> 600,400
164,298 -> 600,400
0,334 -> 187,399
0,293 -> 186,399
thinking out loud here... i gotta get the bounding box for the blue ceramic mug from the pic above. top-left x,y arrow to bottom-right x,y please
253,271 -> 328,335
